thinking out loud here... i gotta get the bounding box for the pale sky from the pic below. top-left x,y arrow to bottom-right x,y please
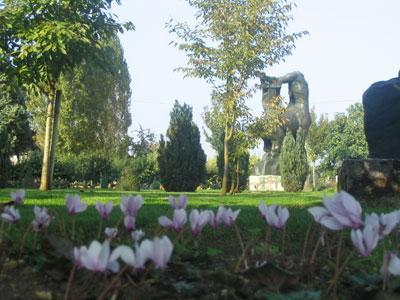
112,0 -> 400,157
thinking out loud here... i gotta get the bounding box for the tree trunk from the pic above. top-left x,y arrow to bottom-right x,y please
229,168 -> 235,195
49,90 -> 62,188
40,96 -> 54,191
234,160 -> 240,193
221,135 -> 230,195
312,161 -> 316,191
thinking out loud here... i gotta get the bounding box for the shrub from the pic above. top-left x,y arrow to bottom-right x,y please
280,129 -> 309,192
158,101 -> 206,192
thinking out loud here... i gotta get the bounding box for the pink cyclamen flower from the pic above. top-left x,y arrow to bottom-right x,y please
124,215 -> 136,231
258,202 -> 268,218
148,236 -> 174,269
158,208 -> 187,232
79,240 -> 119,273
308,191 -> 363,230
120,195 -> 143,216
111,238 -> 153,270
388,253 -> 400,276
189,209 -> 210,236
74,246 -> 88,268
1,206 -> 20,224
264,205 -> 289,229
32,206 -> 53,232
221,206 -> 240,227
66,194 -> 87,215
207,210 -> 218,228
95,201 -> 113,220
323,191 -> 363,229
167,195 -> 188,210
351,225 -> 379,256
131,230 -> 145,243
11,189 -> 25,205
308,206 -> 346,230
104,227 -> 118,240
365,212 -> 399,239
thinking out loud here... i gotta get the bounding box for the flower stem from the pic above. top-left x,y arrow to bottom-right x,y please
0,220 -> 4,244
234,223 -> 248,269
264,226 -> 271,258
301,225 -> 312,266
327,250 -> 354,295
98,265 -> 129,300
71,217 -> 76,241
383,245 -> 388,291
97,219 -> 103,240
310,230 -> 322,264
64,264 -> 76,300
328,231 -> 345,297
33,231 -> 38,250
280,226 -> 286,256
19,226 -> 32,259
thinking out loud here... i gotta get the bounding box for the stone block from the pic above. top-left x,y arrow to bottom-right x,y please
337,159 -> 400,206
249,175 -> 284,192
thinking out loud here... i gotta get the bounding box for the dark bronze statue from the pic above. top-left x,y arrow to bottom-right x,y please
252,71 -> 311,176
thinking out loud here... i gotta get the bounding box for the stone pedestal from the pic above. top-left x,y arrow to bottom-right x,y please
249,175 -> 284,192
337,159 -> 400,206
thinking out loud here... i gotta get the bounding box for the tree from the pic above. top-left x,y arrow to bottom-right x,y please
280,129 -> 309,192
158,101 -> 206,192
0,81 -> 34,186
319,103 -> 368,178
1,0 -> 133,190
27,36 -> 132,157
168,0 -> 306,194
306,108 -> 330,189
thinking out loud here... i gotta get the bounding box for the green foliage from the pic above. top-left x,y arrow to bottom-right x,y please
27,36 -> 131,156
1,0 -> 133,93
158,101 -> 206,192
0,82 -> 34,187
118,128 -> 159,191
169,0 -> 307,193
307,104 -> 369,179
280,130 -> 309,192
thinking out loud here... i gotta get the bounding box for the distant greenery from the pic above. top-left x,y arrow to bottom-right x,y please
306,103 -> 368,182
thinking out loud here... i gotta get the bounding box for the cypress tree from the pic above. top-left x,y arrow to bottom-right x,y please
280,129 -> 309,192
158,101 -> 206,192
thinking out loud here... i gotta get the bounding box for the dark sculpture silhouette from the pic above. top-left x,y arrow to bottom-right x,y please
252,71 -> 311,176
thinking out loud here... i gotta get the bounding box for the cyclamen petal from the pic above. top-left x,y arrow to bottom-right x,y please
351,225 -> 379,257
1,206 -> 20,224
159,216 -> 173,228
308,206 -> 329,222
319,215 -> 346,230
120,195 -> 143,216
388,253 -> 400,276
150,236 -> 173,269
258,202 -> 268,218
124,215 -> 136,231
66,194 -> 87,215
11,189 -> 25,205
104,227 -> 118,239
95,201 -> 113,220
167,195 -> 188,209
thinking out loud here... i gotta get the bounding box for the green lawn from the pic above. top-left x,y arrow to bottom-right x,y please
0,188 -> 328,252
0,188 -> 395,298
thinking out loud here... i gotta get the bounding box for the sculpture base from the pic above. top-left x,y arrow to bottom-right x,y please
337,159 -> 400,207
249,175 -> 284,192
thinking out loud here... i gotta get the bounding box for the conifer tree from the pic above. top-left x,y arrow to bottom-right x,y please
280,129 -> 309,192
158,101 -> 206,192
